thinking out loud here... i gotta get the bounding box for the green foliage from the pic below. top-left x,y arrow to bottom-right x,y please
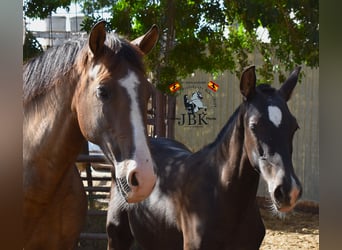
23,30 -> 44,62
23,0 -> 318,91
224,0 -> 319,82
80,15 -> 111,33
24,0 -> 72,19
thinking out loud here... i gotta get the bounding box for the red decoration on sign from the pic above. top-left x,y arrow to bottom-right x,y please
207,81 -> 219,92
169,82 -> 181,93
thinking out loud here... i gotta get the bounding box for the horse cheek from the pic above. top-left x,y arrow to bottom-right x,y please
76,102 -> 99,142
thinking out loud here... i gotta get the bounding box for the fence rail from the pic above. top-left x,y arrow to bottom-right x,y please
76,154 -> 111,247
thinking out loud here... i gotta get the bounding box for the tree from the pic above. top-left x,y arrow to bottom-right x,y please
23,0 -> 319,84
224,0 -> 319,82
23,0 -> 318,136
77,0 -> 252,91
23,30 -> 44,62
24,0 -> 72,19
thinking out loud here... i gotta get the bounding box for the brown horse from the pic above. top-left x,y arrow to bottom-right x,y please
107,66 -> 303,250
23,21 -> 158,249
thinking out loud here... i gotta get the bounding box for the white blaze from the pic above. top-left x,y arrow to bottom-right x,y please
268,105 -> 282,127
118,70 -> 148,155
117,70 -> 155,183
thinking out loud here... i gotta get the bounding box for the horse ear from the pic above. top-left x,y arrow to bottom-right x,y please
131,24 -> 159,55
278,66 -> 301,101
89,21 -> 107,56
240,65 -> 256,100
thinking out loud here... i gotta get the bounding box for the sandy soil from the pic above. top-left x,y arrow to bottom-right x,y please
260,207 -> 319,250
78,206 -> 319,250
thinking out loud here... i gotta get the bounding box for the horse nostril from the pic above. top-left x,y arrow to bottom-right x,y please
274,185 -> 285,203
130,172 -> 139,187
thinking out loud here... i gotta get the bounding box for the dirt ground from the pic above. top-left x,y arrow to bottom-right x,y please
79,167 -> 320,249
259,207 -> 319,250
78,205 -> 319,250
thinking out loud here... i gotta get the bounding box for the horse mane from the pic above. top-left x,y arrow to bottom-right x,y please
200,84 -> 278,161
193,106 -> 243,165
23,32 -> 144,104
23,39 -> 85,104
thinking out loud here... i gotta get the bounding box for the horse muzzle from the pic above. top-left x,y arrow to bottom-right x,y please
270,175 -> 302,213
115,159 -> 156,203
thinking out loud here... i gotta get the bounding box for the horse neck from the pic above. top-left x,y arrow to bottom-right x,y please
23,76 -> 84,174
206,106 -> 260,196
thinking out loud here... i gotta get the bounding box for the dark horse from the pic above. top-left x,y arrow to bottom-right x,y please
23,21 -> 158,249
106,66 -> 303,250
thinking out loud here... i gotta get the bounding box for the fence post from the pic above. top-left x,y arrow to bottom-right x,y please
154,89 -> 166,137
167,95 -> 176,139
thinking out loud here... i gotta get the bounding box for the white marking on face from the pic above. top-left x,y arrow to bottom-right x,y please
115,159 -> 136,179
268,105 -> 282,127
118,71 -> 149,157
258,152 -> 285,193
117,71 -> 156,189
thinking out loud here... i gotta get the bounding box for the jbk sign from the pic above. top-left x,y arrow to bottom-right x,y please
175,83 -> 217,127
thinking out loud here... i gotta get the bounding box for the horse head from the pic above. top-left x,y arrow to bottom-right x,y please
191,90 -> 203,100
73,21 -> 159,203
240,65 -> 302,213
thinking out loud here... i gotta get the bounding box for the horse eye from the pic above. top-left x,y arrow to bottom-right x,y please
249,123 -> 257,131
96,86 -> 110,100
248,117 -> 258,131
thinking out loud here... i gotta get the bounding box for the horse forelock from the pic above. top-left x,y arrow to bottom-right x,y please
256,84 -> 277,96
105,33 -> 145,73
